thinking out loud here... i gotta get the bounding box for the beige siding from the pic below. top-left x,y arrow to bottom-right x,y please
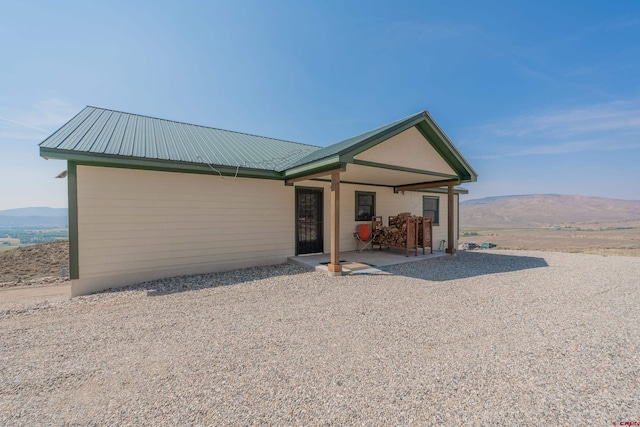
353,127 -> 456,176
294,181 -> 457,253
73,166 -> 294,296
72,166 -> 459,295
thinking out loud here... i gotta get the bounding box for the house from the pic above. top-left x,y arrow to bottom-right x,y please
39,107 -> 478,296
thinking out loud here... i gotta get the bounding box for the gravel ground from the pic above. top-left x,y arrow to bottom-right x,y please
1,250 -> 639,426
0,276 -> 70,289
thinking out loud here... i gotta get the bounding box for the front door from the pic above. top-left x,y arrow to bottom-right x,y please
296,187 -> 323,255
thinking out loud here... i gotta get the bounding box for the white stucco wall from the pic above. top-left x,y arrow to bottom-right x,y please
72,166 -> 294,296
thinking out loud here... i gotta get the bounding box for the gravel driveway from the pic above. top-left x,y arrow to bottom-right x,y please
1,250 -> 639,426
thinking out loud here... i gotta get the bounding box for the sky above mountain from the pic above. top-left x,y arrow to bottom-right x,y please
1,0 -> 639,209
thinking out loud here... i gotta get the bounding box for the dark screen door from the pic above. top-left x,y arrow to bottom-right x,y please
296,188 -> 323,254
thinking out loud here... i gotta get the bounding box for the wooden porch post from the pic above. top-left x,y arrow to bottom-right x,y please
328,171 -> 342,275
446,183 -> 457,254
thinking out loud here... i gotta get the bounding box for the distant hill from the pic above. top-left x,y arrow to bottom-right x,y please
460,194 -> 640,227
0,207 -> 68,227
0,207 -> 67,217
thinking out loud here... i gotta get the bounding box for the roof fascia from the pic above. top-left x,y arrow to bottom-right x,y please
283,161 -> 346,183
285,166 -> 346,185
394,179 -> 461,193
309,178 -> 395,188
351,159 -> 459,180
40,147 -> 283,180
418,186 -> 469,195
338,114 -> 426,163
308,178 -> 469,194
418,112 -> 478,182
282,155 -> 342,178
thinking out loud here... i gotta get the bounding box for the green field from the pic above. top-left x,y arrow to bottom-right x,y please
0,237 -> 20,252
0,228 -> 69,246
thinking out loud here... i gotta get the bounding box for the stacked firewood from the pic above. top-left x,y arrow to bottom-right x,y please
372,213 -> 433,255
373,213 -> 417,248
418,217 -> 433,248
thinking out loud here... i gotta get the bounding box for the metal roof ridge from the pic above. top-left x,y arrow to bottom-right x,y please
83,105 -> 322,150
284,110 -> 428,168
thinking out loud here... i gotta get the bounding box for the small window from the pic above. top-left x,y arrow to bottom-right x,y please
355,191 -> 376,221
423,196 -> 439,225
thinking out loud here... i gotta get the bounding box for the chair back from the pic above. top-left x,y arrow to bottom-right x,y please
358,224 -> 371,241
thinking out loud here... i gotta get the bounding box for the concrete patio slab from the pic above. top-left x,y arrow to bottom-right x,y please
288,248 -> 449,274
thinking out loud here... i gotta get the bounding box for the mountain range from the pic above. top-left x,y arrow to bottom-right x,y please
3,195 -> 640,229
0,207 -> 68,227
460,194 -> 640,227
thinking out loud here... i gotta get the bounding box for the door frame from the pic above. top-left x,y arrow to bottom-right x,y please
295,186 -> 324,256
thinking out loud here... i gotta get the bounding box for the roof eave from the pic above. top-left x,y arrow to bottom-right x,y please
422,111 -> 478,182
40,147 -> 284,180
418,186 -> 469,195
337,112 -> 427,163
282,155 -> 344,181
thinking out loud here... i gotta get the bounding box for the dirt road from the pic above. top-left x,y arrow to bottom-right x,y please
0,282 -> 70,303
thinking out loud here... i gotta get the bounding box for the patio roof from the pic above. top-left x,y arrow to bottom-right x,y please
283,110 -> 477,187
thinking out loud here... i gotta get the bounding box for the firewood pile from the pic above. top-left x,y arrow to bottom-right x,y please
418,217 -> 433,251
372,213 -> 433,255
373,213 -> 417,249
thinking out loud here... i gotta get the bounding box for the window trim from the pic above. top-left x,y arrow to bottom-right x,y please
355,191 -> 376,221
422,195 -> 440,226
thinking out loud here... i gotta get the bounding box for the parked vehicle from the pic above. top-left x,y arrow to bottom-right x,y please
462,242 -> 497,250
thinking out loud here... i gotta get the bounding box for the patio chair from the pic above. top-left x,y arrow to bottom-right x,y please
354,224 -> 375,252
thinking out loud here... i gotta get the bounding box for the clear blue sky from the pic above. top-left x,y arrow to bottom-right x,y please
1,0 -> 639,210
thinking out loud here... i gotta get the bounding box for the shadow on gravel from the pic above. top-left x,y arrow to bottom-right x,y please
386,251 -> 549,281
104,263 -> 313,297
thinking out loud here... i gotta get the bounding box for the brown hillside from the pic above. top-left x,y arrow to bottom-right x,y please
0,240 -> 69,283
461,195 -> 640,228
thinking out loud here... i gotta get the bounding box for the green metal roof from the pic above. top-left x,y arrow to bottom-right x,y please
287,112 -> 423,168
40,106 -> 320,172
40,106 -> 477,183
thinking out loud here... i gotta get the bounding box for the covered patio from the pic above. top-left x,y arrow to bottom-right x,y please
286,111 -> 477,276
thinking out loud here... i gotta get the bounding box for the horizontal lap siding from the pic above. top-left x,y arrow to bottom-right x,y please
76,166 -> 294,290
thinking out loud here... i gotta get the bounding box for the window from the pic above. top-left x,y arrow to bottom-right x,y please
423,196 -> 439,225
355,191 -> 376,221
